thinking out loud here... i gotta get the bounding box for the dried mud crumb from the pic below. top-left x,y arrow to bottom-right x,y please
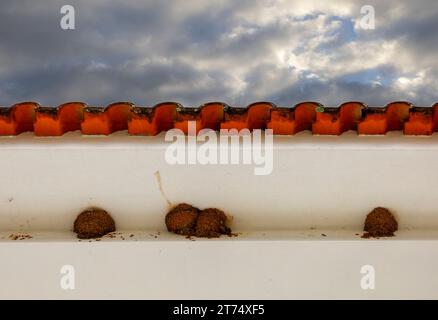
228,233 -> 239,237
9,233 -> 32,241
362,207 -> 398,238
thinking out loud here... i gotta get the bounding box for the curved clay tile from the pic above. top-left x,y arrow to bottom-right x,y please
174,105 -> 201,134
129,102 -> 179,135
34,102 -> 85,136
200,102 -> 228,131
81,102 -> 132,135
221,102 -> 274,131
0,102 -> 37,135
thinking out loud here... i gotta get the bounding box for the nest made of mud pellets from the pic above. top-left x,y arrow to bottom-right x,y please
165,203 -> 231,238
363,207 -> 398,238
74,208 -> 116,239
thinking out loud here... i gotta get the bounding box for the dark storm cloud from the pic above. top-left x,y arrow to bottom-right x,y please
2,59 -> 237,106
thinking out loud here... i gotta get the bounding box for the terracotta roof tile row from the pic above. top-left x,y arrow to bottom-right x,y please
0,101 -> 438,136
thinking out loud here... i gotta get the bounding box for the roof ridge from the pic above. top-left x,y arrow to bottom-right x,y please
0,101 -> 437,136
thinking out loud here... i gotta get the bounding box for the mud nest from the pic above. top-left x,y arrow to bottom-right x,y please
165,203 -> 231,238
362,207 -> 398,238
74,208 -> 116,239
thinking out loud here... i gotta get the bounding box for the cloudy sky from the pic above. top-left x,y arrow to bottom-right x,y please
0,0 -> 437,107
